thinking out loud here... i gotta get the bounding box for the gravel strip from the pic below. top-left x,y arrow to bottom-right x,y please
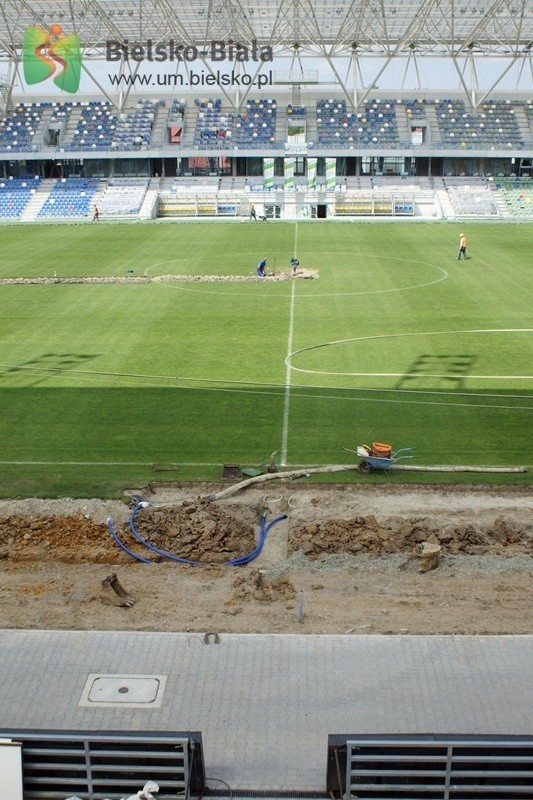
265,550 -> 533,581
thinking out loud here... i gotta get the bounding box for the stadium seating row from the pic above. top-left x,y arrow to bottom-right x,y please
38,178 -> 99,218
446,184 -> 499,216
1,98 -> 531,153
495,177 -> 533,218
97,178 -> 150,216
0,176 -> 150,219
434,99 -> 524,150
1,175 -> 531,220
62,99 -> 160,152
316,98 -> 400,148
234,98 -> 278,149
0,176 -> 41,217
193,97 -> 234,149
0,103 -> 43,152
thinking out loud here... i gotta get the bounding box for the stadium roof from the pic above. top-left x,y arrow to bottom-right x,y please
0,0 -> 531,58
0,0 -> 531,109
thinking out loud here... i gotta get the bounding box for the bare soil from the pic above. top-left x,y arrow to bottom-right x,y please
0,483 -> 531,635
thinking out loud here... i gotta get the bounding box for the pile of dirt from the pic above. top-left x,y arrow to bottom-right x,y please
0,486 -> 531,635
0,513 -> 118,564
0,499 -> 262,566
0,270 -> 318,286
229,570 -> 297,605
132,499 -> 257,563
290,514 -> 532,557
0,502 -> 530,566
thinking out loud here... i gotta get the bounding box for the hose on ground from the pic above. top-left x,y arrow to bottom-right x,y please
126,502 -> 287,566
106,515 -> 153,564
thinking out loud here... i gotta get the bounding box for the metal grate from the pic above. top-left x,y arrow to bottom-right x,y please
327,735 -> 533,800
206,793 -> 329,799
221,464 -> 243,480
1,729 -> 205,800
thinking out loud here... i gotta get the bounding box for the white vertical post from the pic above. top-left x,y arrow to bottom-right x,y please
0,739 -> 24,800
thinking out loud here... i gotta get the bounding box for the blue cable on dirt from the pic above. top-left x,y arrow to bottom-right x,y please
229,513 -> 286,566
123,502 -> 287,566
106,516 -> 153,564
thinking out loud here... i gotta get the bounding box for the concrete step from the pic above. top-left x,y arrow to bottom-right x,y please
139,177 -> 161,219
149,103 -> 170,148
19,179 -> 56,221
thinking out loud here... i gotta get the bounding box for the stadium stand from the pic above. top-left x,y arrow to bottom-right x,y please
335,175 -> 417,216
61,99 -> 160,152
435,99 -> 524,150
47,101 -> 75,147
0,175 -> 41,218
1,93 -> 528,221
97,178 -> 150,216
0,102 -> 44,152
234,98 -> 278,148
445,178 -> 499,216
495,176 -> 533,217
194,98 -> 234,149
37,177 -> 99,218
110,99 -> 160,151
63,100 -> 117,152
158,174 -> 228,217
315,98 -> 400,148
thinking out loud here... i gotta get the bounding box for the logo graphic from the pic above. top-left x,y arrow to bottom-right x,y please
23,24 -> 81,93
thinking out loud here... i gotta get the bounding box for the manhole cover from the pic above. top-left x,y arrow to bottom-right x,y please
221,464 -> 242,480
78,674 -> 167,708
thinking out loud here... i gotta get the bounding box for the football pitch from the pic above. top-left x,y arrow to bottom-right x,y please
1,220 -> 531,497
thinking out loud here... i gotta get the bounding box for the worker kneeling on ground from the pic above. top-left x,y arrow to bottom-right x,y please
256,257 -> 267,277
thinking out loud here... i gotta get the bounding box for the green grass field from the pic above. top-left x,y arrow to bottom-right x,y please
1,220 -> 531,497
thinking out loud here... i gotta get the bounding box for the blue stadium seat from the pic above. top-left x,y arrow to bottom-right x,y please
0,176 -> 41,218
435,99 -> 524,150
316,98 -> 400,149
0,102 -> 44,152
38,178 -> 100,218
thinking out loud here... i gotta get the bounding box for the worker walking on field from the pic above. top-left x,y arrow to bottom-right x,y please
457,232 -> 468,260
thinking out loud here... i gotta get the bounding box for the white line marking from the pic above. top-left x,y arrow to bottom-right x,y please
0,461 -> 223,467
295,371 -> 533,380
281,281 -> 296,465
280,224 -> 298,466
285,394 -> 532,412
1,363 -> 531,400
143,256 -> 448,298
287,328 -> 533,379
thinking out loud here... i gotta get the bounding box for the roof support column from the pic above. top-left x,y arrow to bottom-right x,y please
350,45 -> 360,110
468,47 -> 479,109
451,56 -> 473,109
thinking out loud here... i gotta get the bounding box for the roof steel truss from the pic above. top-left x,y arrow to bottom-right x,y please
0,0 -> 530,109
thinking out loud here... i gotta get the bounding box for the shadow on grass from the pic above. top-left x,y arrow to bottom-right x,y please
0,385 -> 531,496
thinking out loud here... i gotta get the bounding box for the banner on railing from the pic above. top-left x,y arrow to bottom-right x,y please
307,157 -> 317,190
263,157 -> 275,190
325,158 -> 336,191
284,157 -> 295,191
